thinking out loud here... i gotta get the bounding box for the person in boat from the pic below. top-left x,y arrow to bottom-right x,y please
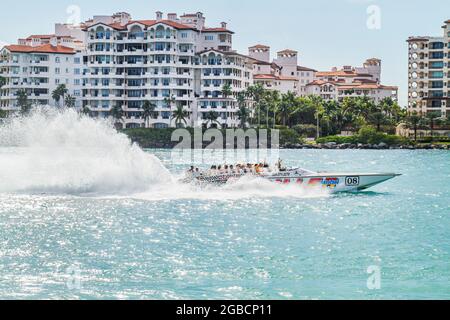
277,159 -> 286,172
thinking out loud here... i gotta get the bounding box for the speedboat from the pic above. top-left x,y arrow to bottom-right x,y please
182,167 -> 401,193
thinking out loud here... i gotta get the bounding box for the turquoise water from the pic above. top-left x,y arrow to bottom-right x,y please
0,148 -> 449,299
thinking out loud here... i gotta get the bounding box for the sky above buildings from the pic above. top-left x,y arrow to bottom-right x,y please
0,0 -> 448,106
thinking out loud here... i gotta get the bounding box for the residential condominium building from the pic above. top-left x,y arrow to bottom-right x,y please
248,44 -> 316,95
305,58 -> 398,103
407,19 -> 450,116
196,49 -> 254,128
0,42 -> 84,110
0,10 -> 401,128
82,11 -> 242,128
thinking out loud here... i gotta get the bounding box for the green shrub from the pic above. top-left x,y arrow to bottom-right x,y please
279,129 -> 304,145
316,136 -> 357,144
292,124 -> 317,138
358,126 -> 385,144
417,136 -> 450,143
316,126 -> 412,146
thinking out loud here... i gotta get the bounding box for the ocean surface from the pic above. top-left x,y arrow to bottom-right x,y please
0,109 -> 449,300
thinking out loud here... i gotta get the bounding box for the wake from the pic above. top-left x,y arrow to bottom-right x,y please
0,107 -> 329,199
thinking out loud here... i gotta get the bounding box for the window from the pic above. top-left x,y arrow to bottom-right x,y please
55,57 -> 60,63
430,71 -> 444,78
74,90 -> 81,96
74,57 -> 81,64
55,79 -> 60,84
55,68 -> 60,74
430,42 -> 444,49
430,52 -> 444,59
430,61 -> 444,69
74,68 -> 81,75
205,35 -> 214,41
74,79 -> 81,86
181,32 -> 188,38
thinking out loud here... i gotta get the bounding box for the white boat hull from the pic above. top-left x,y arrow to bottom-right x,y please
188,170 -> 400,193
262,173 -> 400,193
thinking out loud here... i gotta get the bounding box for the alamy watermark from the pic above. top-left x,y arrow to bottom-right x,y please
170,128 -> 280,166
366,3 -> 381,30
66,4 -> 82,26
367,265 -> 381,290
65,264 -> 83,290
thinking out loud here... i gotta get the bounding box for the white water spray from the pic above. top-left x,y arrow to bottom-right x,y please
0,108 -> 171,195
0,108 -> 328,199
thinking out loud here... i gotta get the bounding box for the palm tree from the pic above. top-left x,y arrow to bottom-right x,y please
81,105 -> 91,116
205,111 -> 220,128
64,94 -> 76,108
17,89 -> 31,115
425,111 -> 441,142
52,84 -> 68,107
222,82 -> 233,99
368,103 -> 387,132
0,76 -> 6,89
279,92 -> 296,127
246,83 -> 265,126
142,100 -> 156,128
308,95 -> 325,139
110,104 -> 124,129
163,95 -> 176,109
236,92 -> 249,129
289,96 -> 316,127
405,112 -> 422,142
266,90 -> 280,128
0,76 -> 5,118
171,105 -> 189,128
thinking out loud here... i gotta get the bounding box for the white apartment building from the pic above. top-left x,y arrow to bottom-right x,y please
0,10 -> 402,127
82,11 -> 241,128
248,45 -> 316,95
305,58 -> 398,103
407,19 -> 450,116
0,43 -> 84,110
197,49 -> 254,128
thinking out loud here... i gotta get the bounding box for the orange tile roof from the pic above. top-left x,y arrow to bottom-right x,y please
5,44 -> 75,54
316,70 -> 358,77
249,44 -> 270,49
134,19 -> 196,30
26,34 -> 73,40
254,74 -> 298,81
26,34 -> 55,40
278,49 -> 298,54
306,80 -> 335,86
297,66 -> 317,72
202,27 -> 234,34
254,74 -> 278,80
86,19 -> 197,31
307,80 -> 397,91
338,83 -> 398,90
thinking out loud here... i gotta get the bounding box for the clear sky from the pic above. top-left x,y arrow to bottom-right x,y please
0,0 -> 448,106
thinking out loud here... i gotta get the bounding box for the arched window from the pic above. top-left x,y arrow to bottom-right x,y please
155,26 -> 165,39
95,26 -> 105,39
208,53 -> 217,65
129,25 -> 143,39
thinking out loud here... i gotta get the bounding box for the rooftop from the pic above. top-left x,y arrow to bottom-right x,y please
3,44 -> 76,54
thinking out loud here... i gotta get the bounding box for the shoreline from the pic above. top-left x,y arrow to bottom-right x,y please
135,142 -> 450,150
281,143 -> 450,150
